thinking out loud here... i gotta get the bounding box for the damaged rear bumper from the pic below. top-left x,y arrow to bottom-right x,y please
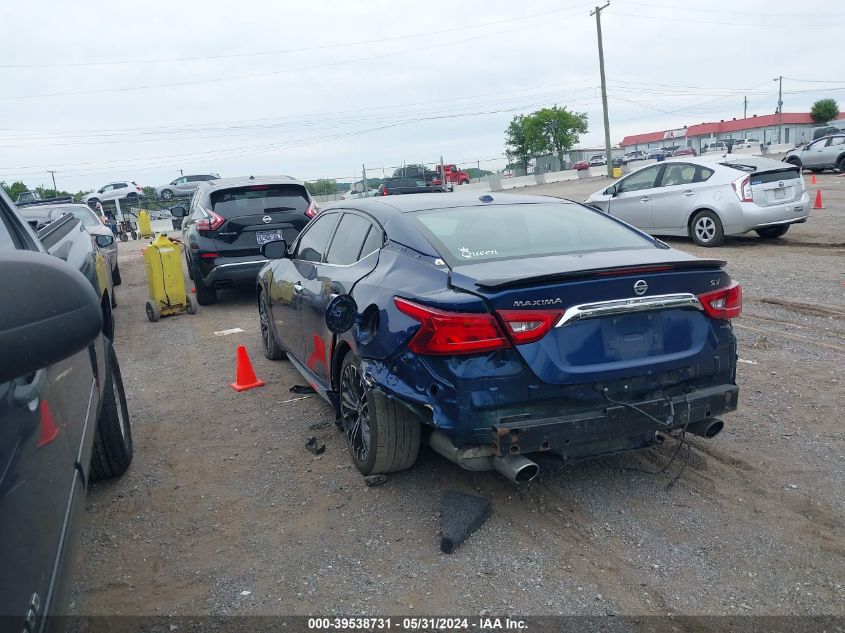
491,384 -> 738,459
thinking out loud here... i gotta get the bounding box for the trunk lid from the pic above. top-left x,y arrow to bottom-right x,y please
449,250 -> 731,385
207,184 -> 311,257
749,166 -> 803,207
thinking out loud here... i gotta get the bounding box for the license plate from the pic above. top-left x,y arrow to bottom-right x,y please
256,230 -> 283,245
601,313 -> 664,360
773,188 -> 786,199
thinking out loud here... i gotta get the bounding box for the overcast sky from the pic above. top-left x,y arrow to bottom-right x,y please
1,0 -> 842,192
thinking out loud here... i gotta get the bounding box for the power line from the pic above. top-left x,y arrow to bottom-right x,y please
0,6 -> 589,69
612,11 -> 834,28
624,1 -> 845,18
1,7 -> 590,101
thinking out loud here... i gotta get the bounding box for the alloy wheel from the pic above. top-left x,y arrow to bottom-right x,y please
340,363 -> 371,463
695,216 -> 716,243
259,298 -> 272,353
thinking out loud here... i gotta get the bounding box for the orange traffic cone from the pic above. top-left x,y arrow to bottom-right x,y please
810,174 -> 817,184
813,190 -> 824,210
230,345 -> 265,392
38,400 -> 60,448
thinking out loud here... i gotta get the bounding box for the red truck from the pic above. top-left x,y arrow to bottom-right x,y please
435,164 -> 471,186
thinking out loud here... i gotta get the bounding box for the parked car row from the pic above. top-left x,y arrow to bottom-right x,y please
0,189 -> 133,630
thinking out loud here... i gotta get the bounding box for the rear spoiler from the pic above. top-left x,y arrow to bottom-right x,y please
475,259 -> 726,289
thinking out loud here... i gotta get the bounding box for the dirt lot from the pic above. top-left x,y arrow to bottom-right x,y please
72,172 -> 844,617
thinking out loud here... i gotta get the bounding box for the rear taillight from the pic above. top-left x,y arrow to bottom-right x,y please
697,281 -> 742,319
304,200 -> 319,219
731,175 -> 752,202
382,188 -> 389,196
394,297 -> 509,355
195,208 -> 225,231
496,310 -> 563,344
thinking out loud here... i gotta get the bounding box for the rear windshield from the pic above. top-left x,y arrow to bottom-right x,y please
49,205 -> 102,227
412,202 -> 655,266
210,184 -> 309,218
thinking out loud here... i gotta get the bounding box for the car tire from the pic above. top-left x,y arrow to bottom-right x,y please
90,342 -> 133,481
130,231 -> 137,240
785,158 -> 802,168
120,233 -> 128,242
459,179 -> 469,185
186,294 -> 198,315
161,189 -> 174,200
755,225 -> 790,239
193,268 -> 217,305
127,193 -> 139,203
88,197 -> 100,207
339,351 -> 421,475
690,210 -> 725,247
112,263 -> 122,286
259,292 -> 286,360
186,255 -> 193,280
838,156 -> 845,173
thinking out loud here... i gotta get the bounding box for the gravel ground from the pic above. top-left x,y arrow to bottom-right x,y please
70,172 -> 844,617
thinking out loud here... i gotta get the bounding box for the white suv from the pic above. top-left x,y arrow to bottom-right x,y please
84,181 -> 143,206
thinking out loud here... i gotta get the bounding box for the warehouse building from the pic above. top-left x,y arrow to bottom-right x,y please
620,112 -> 845,154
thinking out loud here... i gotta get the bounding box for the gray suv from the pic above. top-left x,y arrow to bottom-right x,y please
156,174 -> 219,200
784,135 -> 845,173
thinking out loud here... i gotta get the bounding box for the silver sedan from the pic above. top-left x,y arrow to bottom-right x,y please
584,156 -> 810,246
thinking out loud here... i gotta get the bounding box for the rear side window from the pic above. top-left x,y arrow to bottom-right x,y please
294,212 -> 338,263
829,136 -> 845,146
696,167 -> 715,182
326,213 -> 375,265
210,184 -> 309,218
413,203 -> 655,267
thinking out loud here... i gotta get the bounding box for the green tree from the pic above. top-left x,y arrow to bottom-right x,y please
505,115 -> 534,174
1,180 -> 30,201
810,98 -> 839,123
525,106 -> 589,169
142,186 -> 157,198
305,178 -> 337,196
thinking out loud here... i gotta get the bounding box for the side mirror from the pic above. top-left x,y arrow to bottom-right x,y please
325,294 -> 358,334
0,250 -> 102,384
98,188 -> 105,194
261,239 -> 288,259
606,185 -> 618,196
170,205 -> 186,218
95,234 -> 114,247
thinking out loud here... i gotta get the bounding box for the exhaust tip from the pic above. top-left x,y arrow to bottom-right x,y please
514,463 -> 539,483
703,419 -> 724,438
494,454 -> 540,484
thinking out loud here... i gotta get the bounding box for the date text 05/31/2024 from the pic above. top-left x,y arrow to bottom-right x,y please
307,617 -> 529,630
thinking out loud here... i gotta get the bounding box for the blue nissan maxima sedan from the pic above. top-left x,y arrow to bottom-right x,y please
256,192 -> 741,483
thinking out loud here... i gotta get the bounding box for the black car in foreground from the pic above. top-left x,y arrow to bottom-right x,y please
0,190 -> 133,629
172,175 -> 318,305
378,178 -> 446,196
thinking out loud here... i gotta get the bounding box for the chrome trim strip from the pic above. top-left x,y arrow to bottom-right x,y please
555,293 -> 702,327
214,259 -> 267,269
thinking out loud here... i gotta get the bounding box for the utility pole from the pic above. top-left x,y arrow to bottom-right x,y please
743,96 -> 748,119
774,75 -> 783,144
47,170 -> 57,192
591,2 -> 612,177
362,164 -> 368,194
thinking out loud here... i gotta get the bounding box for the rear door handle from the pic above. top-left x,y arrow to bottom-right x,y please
639,196 -> 651,202
682,190 -> 695,196
293,282 -> 303,293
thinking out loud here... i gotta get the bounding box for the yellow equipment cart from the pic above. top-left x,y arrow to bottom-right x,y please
144,234 -> 197,321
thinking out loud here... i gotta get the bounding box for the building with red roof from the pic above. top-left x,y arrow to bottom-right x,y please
620,112 -> 845,152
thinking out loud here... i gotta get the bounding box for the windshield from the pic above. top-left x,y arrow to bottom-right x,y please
210,184 -> 309,218
412,202 -> 655,267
